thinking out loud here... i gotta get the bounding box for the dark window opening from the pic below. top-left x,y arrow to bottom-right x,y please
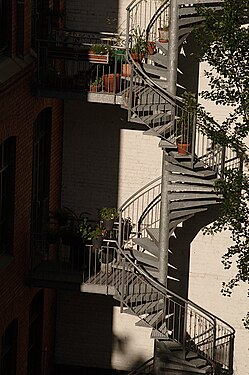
0,319 -> 18,375
0,137 -> 16,256
31,108 -> 52,235
0,0 -> 10,54
27,290 -> 44,375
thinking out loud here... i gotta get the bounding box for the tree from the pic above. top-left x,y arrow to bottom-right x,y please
194,0 -> 249,328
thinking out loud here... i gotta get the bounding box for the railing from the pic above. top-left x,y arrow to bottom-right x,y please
36,29 -> 130,96
81,238 -> 235,373
30,232 -> 234,373
118,177 -> 161,245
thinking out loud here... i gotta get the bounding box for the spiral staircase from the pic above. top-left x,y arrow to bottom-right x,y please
80,0 -> 242,374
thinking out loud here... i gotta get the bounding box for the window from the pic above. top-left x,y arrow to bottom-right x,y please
31,108 -> 52,234
27,291 -> 44,375
0,319 -> 18,375
0,137 -> 16,255
0,0 -> 9,53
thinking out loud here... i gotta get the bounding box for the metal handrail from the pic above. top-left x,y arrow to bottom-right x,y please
97,238 -> 235,370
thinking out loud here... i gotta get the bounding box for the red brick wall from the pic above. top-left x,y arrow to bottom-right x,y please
0,66 -> 63,375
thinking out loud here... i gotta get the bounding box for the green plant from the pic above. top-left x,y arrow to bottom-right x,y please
91,44 -> 111,55
90,225 -> 105,239
90,77 -> 103,87
98,207 -> 118,220
131,26 -> 148,58
178,91 -> 197,143
55,207 -> 91,244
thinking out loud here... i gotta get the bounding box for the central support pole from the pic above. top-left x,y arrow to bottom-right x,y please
158,0 -> 179,286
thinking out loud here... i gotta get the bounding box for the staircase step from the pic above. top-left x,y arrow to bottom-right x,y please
144,267 -> 180,282
134,103 -> 170,112
165,157 -> 217,179
142,63 -> 167,77
133,237 -> 159,256
151,321 -> 173,338
169,192 -> 221,201
169,207 -> 208,220
146,227 -> 160,244
130,249 -> 159,268
170,199 -> 219,211
123,292 -> 164,305
168,184 -> 216,193
148,52 -> 168,67
159,140 -> 178,150
124,299 -> 165,316
179,16 -> 205,28
143,120 -> 174,136
139,112 -> 172,126
155,41 -> 169,54
169,174 -> 216,186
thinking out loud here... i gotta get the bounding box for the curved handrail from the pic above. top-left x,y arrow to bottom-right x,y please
101,238 -> 235,370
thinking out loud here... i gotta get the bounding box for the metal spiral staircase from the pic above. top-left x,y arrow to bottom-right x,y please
81,0 -> 240,374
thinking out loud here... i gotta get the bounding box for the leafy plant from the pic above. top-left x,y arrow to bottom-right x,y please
131,26 -> 148,58
90,225 -> 105,239
177,91 -> 197,143
98,207 -> 118,220
91,44 -> 111,55
194,0 -> 249,328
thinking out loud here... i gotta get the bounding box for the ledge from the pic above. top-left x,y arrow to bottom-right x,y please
0,54 -> 35,89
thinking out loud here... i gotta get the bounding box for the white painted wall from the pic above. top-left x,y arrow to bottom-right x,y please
188,61 -> 249,375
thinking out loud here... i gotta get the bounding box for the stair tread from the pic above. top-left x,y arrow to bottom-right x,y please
170,199 -> 220,211
170,207 -> 208,220
142,63 -> 167,77
144,267 -> 180,281
144,120 -> 174,136
169,173 -> 216,186
148,52 -> 168,67
130,248 -> 159,268
133,237 -> 159,255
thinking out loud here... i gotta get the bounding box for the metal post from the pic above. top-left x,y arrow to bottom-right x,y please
158,156 -> 170,286
158,0 -> 179,286
167,0 -> 179,96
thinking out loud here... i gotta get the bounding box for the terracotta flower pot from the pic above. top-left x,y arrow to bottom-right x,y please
158,28 -> 169,43
177,143 -> 191,155
103,73 -> 121,93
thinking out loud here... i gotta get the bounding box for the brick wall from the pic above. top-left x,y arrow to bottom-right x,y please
0,64 -> 63,375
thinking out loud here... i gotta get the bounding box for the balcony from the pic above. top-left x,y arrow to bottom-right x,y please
35,29 -> 130,103
28,219 -> 131,292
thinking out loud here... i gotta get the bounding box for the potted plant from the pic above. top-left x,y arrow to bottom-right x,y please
158,25 -> 169,43
131,26 -> 148,62
177,91 -> 197,155
58,208 -> 91,246
90,225 -> 105,249
89,77 -> 103,92
98,207 -> 118,231
88,44 -> 111,64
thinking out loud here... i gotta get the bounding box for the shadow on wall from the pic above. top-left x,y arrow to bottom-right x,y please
168,205 -> 220,299
55,292 -> 149,373
66,0 -> 120,33
178,33 -> 200,96
62,101 -> 147,221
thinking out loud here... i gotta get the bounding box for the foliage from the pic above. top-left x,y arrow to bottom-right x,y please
90,225 -> 106,239
178,91 -> 197,143
91,44 -> 111,55
194,0 -> 249,327
51,207 -> 91,244
90,77 -> 103,87
131,26 -> 148,57
98,207 -> 118,220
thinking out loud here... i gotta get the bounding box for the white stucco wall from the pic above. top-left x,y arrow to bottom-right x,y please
188,61 -> 249,375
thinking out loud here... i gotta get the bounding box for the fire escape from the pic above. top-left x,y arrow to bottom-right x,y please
30,0 -> 243,373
